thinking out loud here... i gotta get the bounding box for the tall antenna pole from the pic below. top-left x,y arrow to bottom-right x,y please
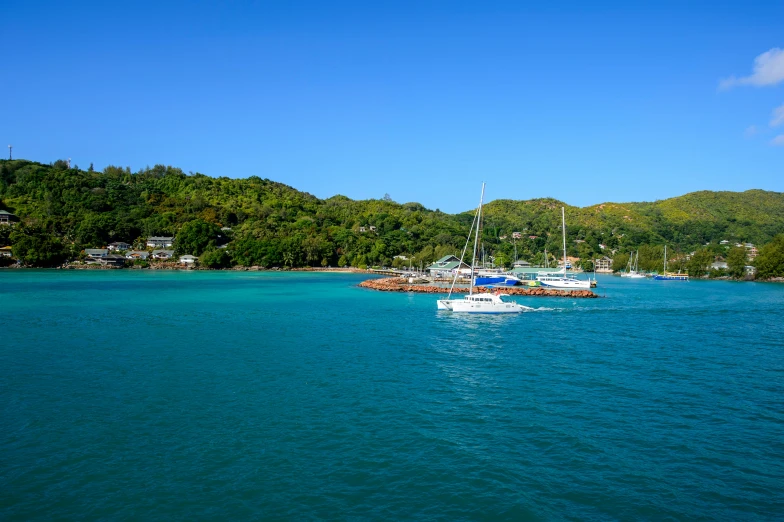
7,145 -> 11,160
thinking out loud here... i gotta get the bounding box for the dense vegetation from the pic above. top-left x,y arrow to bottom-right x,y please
2,159 -> 784,277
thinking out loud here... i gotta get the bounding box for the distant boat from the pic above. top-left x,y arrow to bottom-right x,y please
474,272 -> 522,287
536,207 -> 591,290
437,184 -> 525,313
621,250 -> 646,279
653,245 -> 689,281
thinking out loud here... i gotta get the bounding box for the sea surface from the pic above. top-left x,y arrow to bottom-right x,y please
1,271 -> 783,520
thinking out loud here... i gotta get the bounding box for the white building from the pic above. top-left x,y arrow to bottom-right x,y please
179,255 -> 198,266
147,236 -> 174,248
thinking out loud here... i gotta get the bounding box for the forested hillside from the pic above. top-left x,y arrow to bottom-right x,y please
2,159 -> 784,270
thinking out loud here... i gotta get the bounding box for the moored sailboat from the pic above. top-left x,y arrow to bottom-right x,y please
653,245 -> 689,281
536,207 -> 591,290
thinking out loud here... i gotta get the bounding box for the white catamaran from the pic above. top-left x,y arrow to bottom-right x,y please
536,207 -> 591,290
437,184 -> 525,314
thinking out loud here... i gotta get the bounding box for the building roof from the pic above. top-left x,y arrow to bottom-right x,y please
85,248 -> 108,255
109,241 -> 130,246
179,255 -> 198,260
427,255 -> 467,271
0,210 -> 16,216
152,249 -> 175,255
148,236 -> 174,241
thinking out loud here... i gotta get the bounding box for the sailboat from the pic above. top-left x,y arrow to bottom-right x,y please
437,184 -> 525,313
653,245 -> 689,281
621,250 -> 646,278
536,207 -> 591,290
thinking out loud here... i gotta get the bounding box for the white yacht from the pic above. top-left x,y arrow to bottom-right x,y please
536,207 -> 591,290
437,183 -> 525,314
621,250 -> 646,279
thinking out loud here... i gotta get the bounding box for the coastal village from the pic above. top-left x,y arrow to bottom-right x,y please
0,207 -> 764,279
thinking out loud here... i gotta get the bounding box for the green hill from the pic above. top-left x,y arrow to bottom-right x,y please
1,158 -> 783,268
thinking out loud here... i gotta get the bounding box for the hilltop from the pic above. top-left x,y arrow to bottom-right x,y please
1,158 -> 783,269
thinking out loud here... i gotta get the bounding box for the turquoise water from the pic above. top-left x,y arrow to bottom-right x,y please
2,271 -> 783,520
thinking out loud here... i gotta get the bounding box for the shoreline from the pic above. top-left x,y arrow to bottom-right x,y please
2,264 -> 783,283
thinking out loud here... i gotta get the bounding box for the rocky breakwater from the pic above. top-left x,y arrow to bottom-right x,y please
359,278 -> 598,298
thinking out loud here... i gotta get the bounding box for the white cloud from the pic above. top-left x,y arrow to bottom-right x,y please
772,135 -> 784,146
720,47 -> 784,90
744,125 -> 758,137
771,104 -> 784,127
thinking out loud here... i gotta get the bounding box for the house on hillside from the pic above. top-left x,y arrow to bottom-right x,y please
146,236 -> 174,248
0,246 -> 13,257
720,240 -> 729,245
108,242 -> 131,251
179,255 -> 198,266
512,260 -> 531,268
0,210 -> 19,225
595,256 -> 613,273
512,232 -> 522,239
125,251 -> 149,260
100,254 -> 126,267
711,261 -> 728,270
426,255 -> 469,277
85,249 -> 109,262
152,249 -> 175,260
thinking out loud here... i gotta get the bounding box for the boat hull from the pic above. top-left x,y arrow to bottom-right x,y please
474,276 -> 506,286
653,275 -> 689,281
436,299 -> 454,310
537,277 -> 592,290
450,301 -> 524,313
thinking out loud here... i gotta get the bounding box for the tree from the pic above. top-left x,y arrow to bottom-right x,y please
338,254 -> 349,267
612,253 -> 630,272
726,246 -> 747,278
174,219 -> 221,256
10,226 -> 67,267
199,248 -> 232,268
686,249 -> 713,277
755,235 -> 784,279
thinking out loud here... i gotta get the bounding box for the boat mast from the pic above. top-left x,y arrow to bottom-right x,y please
663,245 -> 667,274
561,207 -> 567,274
469,183 -> 485,296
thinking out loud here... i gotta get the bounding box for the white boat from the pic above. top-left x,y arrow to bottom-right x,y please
438,291 -> 525,312
621,250 -> 646,278
437,183 -> 524,314
536,207 -> 591,290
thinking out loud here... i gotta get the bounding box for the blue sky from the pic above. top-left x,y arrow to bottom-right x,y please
2,1 -> 783,212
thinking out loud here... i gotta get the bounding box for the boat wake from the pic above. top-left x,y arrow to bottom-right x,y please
520,305 -> 558,312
